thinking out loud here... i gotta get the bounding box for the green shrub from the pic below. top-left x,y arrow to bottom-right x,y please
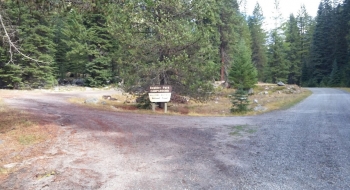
230,89 -> 250,113
136,93 -> 151,109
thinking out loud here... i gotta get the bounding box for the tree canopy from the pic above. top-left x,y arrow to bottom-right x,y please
1,0 -> 350,94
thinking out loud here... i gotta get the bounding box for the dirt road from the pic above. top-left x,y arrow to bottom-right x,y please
1,88 -> 350,189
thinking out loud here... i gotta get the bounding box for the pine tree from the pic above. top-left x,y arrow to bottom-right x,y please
248,2 -> 268,82
309,0 -> 336,86
217,0 -> 240,84
285,14 -> 302,85
265,0 -> 289,84
329,59 -> 341,86
333,4 -> 349,86
266,30 -> 289,83
229,39 -> 257,90
0,1 -> 56,89
343,0 -> 350,86
61,3 -> 116,87
297,5 -> 315,87
230,88 -> 250,113
118,0 -> 218,99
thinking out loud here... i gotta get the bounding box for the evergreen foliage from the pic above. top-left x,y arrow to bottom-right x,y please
1,0 -> 350,94
266,29 -> 289,83
248,2 -> 267,81
115,0 -> 218,100
329,59 -> 341,86
297,5 -> 315,86
217,0 -> 240,83
0,1 -> 56,89
229,39 -> 257,89
285,14 -> 302,85
230,89 -> 250,113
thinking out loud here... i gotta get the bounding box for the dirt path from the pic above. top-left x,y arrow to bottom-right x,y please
1,88 -> 350,189
0,89 -> 253,189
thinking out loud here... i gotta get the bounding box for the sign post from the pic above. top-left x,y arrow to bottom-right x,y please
149,85 -> 172,113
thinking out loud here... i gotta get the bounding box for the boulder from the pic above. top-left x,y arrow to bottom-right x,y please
248,88 -> 254,95
254,99 -> 259,104
277,81 -> 285,86
254,105 -> 267,112
102,95 -> 112,100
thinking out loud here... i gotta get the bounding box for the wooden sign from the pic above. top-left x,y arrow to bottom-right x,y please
148,85 -> 172,102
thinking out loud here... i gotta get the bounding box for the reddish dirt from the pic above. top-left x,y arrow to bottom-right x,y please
0,89 -> 253,189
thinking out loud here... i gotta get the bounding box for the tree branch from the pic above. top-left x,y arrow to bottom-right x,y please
0,13 -> 50,66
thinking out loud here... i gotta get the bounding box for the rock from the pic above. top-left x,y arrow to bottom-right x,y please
213,81 -> 225,88
278,91 -> 281,94
248,88 -> 254,95
84,98 -> 98,104
72,78 -> 85,86
3,163 -> 18,169
254,99 -> 258,104
254,105 -> 267,112
264,91 -> 269,95
102,95 -> 111,100
277,81 -> 285,86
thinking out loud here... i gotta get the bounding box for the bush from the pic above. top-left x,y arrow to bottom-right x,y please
136,93 -> 151,109
230,89 -> 250,113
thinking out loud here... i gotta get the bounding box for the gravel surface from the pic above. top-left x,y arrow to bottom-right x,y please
0,88 -> 349,189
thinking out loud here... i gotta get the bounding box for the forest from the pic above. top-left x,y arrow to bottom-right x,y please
0,0 -> 349,98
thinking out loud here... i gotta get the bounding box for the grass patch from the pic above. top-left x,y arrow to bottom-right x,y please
229,125 -> 258,137
18,134 -> 43,145
0,96 -> 57,178
68,84 -> 312,116
340,88 -> 350,93
262,89 -> 312,111
0,167 -> 9,175
247,129 -> 257,134
36,170 -> 56,179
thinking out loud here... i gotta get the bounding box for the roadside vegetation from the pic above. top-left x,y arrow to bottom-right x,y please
0,97 -> 57,178
341,88 -> 350,93
72,84 -> 311,116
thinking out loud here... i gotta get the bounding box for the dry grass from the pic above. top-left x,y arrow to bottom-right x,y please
70,84 -> 311,117
0,98 -> 57,178
340,88 -> 350,93
183,84 -> 311,116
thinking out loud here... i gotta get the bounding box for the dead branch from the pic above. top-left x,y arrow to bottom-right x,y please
0,13 -> 50,66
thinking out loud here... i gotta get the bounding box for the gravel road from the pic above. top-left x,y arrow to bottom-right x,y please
1,88 -> 350,189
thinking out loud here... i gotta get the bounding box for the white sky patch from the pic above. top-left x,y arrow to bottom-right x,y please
244,0 -> 321,30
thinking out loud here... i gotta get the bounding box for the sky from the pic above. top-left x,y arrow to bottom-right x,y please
244,0 -> 322,30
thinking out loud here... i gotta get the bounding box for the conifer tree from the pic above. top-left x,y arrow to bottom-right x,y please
248,2 -> 267,81
118,0 -> 218,99
217,0 -> 240,84
0,1 -> 56,89
285,14 -> 302,85
229,39 -> 257,90
297,5 -> 315,86
266,0 -> 289,83
309,0 -> 336,86
266,30 -> 289,83
329,59 -> 341,86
